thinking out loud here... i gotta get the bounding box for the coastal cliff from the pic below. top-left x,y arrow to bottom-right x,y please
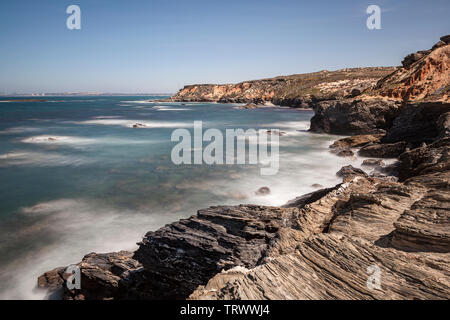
38,36 -> 450,300
310,36 -> 450,135
168,36 -> 449,136
169,67 -> 396,108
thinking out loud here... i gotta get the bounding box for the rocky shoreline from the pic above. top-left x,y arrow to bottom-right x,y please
38,36 -> 449,300
159,67 -> 396,108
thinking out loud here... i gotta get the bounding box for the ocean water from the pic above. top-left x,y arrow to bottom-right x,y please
0,96 -> 356,299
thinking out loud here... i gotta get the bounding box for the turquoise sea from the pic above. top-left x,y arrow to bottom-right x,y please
0,96 -> 353,299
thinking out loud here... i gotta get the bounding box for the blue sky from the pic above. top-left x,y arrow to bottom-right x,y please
0,0 -> 449,94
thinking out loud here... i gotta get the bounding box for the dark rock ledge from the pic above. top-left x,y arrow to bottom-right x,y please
38,124 -> 450,300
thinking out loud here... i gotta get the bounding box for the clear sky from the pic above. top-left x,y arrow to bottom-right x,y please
0,0 -> 449,94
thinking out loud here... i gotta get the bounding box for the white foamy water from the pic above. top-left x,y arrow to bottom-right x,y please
0,199 -> 173,299
0,97 -> 364,300
20,135 -> 162,147
72,119 -> 194,128
21,135 -> 96,145
153,106 -> 190,111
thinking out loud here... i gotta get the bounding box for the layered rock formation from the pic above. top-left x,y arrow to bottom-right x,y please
38,36 -> 450,300
189,123 -> 450,300
38,127 -> 450,300
373,36 -> 450,102
310,36 -> 449,135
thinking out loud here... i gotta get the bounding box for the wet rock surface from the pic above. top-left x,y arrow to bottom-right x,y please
358,141 -> 407,158
255,186 -> 271,196
362,159 -> 385,167
336,165 -> 368,180
310,98 -> 401,135
336,149 -> 354,158
329,134 -> 384,149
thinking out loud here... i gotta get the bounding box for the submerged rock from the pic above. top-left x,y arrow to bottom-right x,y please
362,159 -> 385,167
336,149 -> 355,158
382,102 -> 450,147
255,186 -> 271,196
132,123 -> 147,128
336,165 -> 368,180
38,251 -> 143,300
241,103 -> 259,109
266,130 -> 287,136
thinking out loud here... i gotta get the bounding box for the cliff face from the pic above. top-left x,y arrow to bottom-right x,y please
169,37 -> 449,136
310,36 -> 450,135
169,67 -> 396,107
372,41 -> 449,102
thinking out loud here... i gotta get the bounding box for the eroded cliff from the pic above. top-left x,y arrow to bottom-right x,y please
310,36 -> 450,135
168,67 -> 395,108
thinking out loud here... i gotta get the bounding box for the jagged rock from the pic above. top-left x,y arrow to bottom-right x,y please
266,130 -> 286,136
132,205 -> 303,299
362,159 -> 385,167
190,234 -> 450,300
441,35 -> 450,44
282,186 -> 336,209
310,98 -> 401,135
241,103 -> 259,109
336,149 -> 354,158
336,165 -> 368,180
401,51 -> 430,68
382,102 -> 450,147
38,251 -> 143,300
191,139 -> 450,300
359,142 -> 407,158
391,190 -> 450,253
329,134 -> 384,149
368,172 -> 398,183
371,44 -> 449,102
38,267 -> 66,291
437,112 -> 450,138
397,137 -> 450,181
348,88 -> 362,97
432,41 -> 446,50
376,162 -> 400,177
311,39 -> 449,135
255,186 -> 271,196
